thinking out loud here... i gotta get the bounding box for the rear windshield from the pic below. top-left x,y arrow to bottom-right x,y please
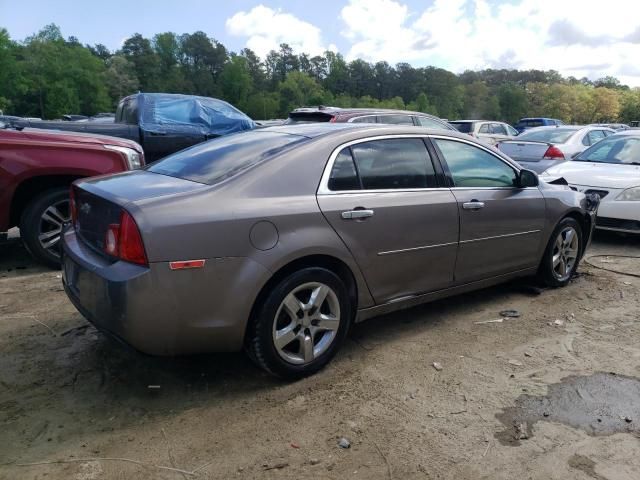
285,112 -> 334,124
517,128 -> 577,144
147,131 -> 307,185
517,119 -> 544,128
449,122 -> 473,133
576,136 -> 640,165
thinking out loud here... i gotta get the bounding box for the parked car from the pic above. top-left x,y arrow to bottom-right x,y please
629,121 -> 639,127
541,130 -> 640,234
514,117 -> 565,133
61,123 -> 597,378
497,125 -> 615,173
11,93 -> 255,162
286,106 -> 456,130
0,127 -> 144,267
591,123 -> 629,131
448,120 -> 519,145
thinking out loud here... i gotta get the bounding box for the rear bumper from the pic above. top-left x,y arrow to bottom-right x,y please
61,228 -> 272,355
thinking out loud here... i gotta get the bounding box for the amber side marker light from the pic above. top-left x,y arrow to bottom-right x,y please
169,260 -> 206,270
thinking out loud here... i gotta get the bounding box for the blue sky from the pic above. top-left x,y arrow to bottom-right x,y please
3,0 -> 640,86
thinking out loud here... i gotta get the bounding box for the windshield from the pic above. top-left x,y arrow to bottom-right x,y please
449,122 -> 473,133
517,128 -> 577,144
575,135 -> 640,165
147,131 -> 308,185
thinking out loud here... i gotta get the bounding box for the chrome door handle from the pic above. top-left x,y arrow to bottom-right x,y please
462,201 -> 485,210
341,209 -> 374,219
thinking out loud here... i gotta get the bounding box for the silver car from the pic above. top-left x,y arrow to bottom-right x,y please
498,125 -> 615,173
62,124 -> 598,378
449,120 -> 519,145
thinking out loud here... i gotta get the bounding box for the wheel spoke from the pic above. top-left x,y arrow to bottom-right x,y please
563,229 -> 575,247
307,285 -> 329,311
40,232 -> 62,249
282,293 -> 303,319
552,252 -> 561,268
42,205 -> 69,227
300,334 -> 314,362
274,323 -> 297,350
560,259 -> 567,277
315,313 -> 339,331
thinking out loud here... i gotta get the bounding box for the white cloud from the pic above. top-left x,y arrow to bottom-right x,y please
339,0 -> 640,86
225,5 -> 328,58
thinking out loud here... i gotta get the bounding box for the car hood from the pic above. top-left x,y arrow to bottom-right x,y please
541,161 -> 640,188
22,128 -> 143,153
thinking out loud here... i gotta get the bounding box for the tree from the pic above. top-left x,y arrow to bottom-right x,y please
498,83 -> 528,124
104,55 -> 139,105
219,55 -> 253,110
592,87 -> 620,122
278,71 -> 324,115
121,33 -> 160,92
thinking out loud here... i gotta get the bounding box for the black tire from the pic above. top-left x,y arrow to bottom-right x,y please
538,217 -> 583,288
19,187 -> 71,269
246,267 -> 353,379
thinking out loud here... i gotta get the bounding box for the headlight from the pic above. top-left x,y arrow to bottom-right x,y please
104,145 -> 143,169
616,186 -> 640,201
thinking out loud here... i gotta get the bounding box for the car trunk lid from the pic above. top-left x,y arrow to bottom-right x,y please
498,141 -> 553,162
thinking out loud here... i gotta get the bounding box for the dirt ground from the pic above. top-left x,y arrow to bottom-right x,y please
1,230 -> 639,479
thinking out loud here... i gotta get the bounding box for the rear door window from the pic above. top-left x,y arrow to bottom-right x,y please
123,97 -> 138,124
328,138 -> 437,191
433,138 -> 517,188
490,123 -> 508,135
478,124 -> 490,134
350,116 -> 377,124
416,116 -> 448,129
449,122 -> 473,133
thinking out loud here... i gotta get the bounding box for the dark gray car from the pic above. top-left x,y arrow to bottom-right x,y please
62,124 -> 598,378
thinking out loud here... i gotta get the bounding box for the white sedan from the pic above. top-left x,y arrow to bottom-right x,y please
541,130 -> 640,234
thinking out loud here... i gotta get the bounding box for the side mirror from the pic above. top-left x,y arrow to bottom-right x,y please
518,169 -> 539,188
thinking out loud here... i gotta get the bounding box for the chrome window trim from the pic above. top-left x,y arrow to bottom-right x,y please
318,134 -> 526,195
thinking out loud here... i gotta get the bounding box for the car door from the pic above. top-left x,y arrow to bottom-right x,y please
431,137 -> 546,284
317,137 -> 459,304
489,123 -> 510,144
476,123 -> 492,144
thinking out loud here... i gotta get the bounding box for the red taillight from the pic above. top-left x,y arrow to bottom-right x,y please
70,187 -> 78,226
329,116 -> 337,123
103,210 -> 148,265
543,145 -> 565,160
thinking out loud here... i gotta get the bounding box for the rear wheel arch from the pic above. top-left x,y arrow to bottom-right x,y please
245,254 -> 359,340
9,175 -> 83,228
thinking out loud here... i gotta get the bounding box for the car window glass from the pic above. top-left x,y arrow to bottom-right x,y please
416,116 -> 447,129
449,122 -> 473,133
328,149 -> 360,191
351,116 -> 377,124
148,132 -> 307,185
491,123 -> 507,135
376,115 -> 414,125
478,124 -> 490,134
518,128 -> 576,143
433,139 -> 517,188
577,136 -> 640,164
124,97 -> 138,124
350,138 -> 436,189
506,125 -> 518,136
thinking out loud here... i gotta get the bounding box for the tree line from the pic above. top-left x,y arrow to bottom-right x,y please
1,24 -> 639,124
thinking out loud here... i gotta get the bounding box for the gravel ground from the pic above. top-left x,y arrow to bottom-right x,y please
0,231 -> 639,479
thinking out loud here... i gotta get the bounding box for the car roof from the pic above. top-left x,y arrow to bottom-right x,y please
449,119 -> 502,123
290,106 -> 439,117
612,129 -> 640,136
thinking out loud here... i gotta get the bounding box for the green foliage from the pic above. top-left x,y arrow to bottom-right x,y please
2,24 -> 640,124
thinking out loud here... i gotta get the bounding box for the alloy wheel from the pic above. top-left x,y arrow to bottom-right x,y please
272,282 -> 341,365
552,226 -> 579,282
38,199 -> 70,259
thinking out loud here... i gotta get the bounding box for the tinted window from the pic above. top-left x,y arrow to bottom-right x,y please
416,116 -> 447,129
518,128 -> 578,143
478,124 -> 490,134
434,139 -> 517,188
148,132 -> 307,185
350,138 -> 436,189
576,136 -> 640,165
506,125 -> 518,136
449,122 -> 473,133
377,114 -> 415,125
587,130 -> 606,145
328,149 -> 360,191
351,116 -> 377,124
491,123 -> 508,135
123,97 -> 138,124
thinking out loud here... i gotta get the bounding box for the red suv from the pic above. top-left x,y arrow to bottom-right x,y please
0,127 -> 144,267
